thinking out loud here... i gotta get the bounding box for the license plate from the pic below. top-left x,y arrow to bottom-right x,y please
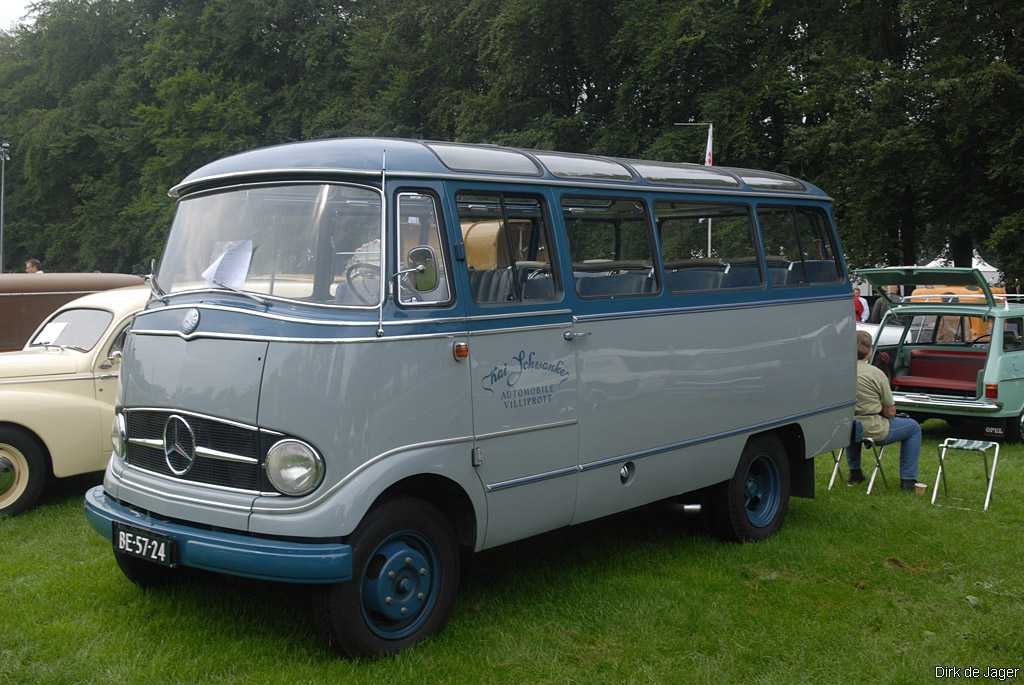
113,523 -> 176,567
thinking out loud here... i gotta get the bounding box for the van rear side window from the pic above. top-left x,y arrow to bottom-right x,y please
757,206 -> 841,285
655,201 -> 761,291
457,193 -> 560,305
562,197 -> 658,298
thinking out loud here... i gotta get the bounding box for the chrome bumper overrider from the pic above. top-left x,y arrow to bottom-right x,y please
893,392 -> 1002,414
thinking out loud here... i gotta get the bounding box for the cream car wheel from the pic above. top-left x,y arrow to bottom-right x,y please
0,443 -> 30,510
0,427 -> 48,515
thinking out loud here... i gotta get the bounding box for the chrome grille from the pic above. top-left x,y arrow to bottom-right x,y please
124,409 -> 263,492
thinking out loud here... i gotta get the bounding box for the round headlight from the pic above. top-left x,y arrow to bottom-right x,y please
265,439 -> 324,496
110,412 -> 127,459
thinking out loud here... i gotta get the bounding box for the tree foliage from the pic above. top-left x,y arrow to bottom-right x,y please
0,0 -> 1020,275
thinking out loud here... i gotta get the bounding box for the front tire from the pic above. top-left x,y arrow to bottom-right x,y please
711,434 -> 791,542
314,497 -> 460,658
0,426 -> 48,516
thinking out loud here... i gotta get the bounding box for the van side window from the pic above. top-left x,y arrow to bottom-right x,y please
1004,318 -> 1024,352
562,197 -> 658,298
757,206 -> 842,284
655,201 -> 761,291
456,193 -> 559,305
397,192 -> 452,306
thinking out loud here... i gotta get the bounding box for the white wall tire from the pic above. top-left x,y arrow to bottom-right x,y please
0,428 -> 48,515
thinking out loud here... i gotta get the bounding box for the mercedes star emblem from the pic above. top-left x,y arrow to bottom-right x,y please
163,415 -> 197,476
181,308 -> 201,335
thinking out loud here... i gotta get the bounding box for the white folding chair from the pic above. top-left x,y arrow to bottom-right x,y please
931,438 -> 1000,512
864,437 -> 889,494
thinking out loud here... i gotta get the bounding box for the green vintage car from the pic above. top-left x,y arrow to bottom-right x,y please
858,267 -> 1024,441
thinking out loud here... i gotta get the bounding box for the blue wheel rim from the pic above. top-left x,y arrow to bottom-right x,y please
359,530 -> 441,640
744,455 -> 781,528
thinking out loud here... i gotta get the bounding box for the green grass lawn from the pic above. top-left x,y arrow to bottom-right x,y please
2,421 -> 1022,684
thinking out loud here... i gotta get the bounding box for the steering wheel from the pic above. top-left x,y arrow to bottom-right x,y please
345,262 -> 381,305
967,333 -> 991,344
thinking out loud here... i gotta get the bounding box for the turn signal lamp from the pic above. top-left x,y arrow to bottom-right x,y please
453,341 -> 470,361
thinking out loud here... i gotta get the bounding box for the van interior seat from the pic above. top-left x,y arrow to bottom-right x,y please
469,268 -> 516,303
891,348 -> 987,394
575,271 -> 653,297
802,259 -> 839,282
517,262 -> 555,300
720,263 -> 760,288
767,266 -> 789,285
664,262 -> 725,292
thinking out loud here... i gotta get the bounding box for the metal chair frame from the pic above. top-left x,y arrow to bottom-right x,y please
931,438 -> 1000,512
864,437 -> 889,494
827,448 -> 845,490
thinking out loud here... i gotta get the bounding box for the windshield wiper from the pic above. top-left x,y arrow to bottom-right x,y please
210,279 -> 269,308
34,343 -> 89,353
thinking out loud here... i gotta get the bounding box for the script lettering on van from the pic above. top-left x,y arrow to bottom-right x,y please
481,350 -> 571,410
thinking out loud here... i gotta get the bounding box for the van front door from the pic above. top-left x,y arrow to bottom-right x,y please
454,189 -> 579,548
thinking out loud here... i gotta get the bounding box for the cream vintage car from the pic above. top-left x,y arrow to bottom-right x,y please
0,286 -> 149,514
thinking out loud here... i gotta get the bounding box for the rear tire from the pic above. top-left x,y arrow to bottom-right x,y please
1004,411 -> 1024,442
314,497 -> 460,658
114,549 -> 180,588
710,434 -> 791,542
0,426 -> 48,516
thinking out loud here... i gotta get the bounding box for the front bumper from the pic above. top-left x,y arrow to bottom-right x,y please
85,486 -> 352,584
893,392 -> 1003,415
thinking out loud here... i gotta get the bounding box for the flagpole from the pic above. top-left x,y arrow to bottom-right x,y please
673,122 -> 714,256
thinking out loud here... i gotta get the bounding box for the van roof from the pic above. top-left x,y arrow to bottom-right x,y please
170,137 -> 830,201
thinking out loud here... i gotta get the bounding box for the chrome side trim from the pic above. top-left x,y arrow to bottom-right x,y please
573,293 -> 850,323
580,399 -> 855,472
128,437 -> 163,449
476,418 -> 577,441
0,290 -> 99,297
469,322 -> 572,336
171,168 -> 831,202
124,406 -> 266,433
114,465 -> 265,507
196,446 -> 259,464
129,329 -> 467,344
486,466 -> 579,493
0,374 -> 94,386
250,434 -> 475,513
138,302 -> 571,327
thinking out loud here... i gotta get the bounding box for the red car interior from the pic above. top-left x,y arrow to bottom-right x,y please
891,348 -> 987,394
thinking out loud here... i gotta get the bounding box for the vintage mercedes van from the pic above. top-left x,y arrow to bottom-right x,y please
85,138 -> 854,656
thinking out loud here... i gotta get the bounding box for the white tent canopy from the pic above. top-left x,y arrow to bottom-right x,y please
924,250 -> 1001,285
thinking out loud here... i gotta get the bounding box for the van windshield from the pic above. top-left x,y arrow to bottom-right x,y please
157,184 -> 383,307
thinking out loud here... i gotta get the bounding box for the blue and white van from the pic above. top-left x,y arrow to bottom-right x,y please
85,138 -> 854,656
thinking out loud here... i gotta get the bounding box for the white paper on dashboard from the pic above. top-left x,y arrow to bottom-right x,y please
35,321 -> 67,345
202,240 -> 253,289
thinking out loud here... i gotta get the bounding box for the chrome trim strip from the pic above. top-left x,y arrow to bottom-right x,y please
893,392 -> 1002,413
476,418 -> 577,442
486,465 -> 579,493
469,321 -> 572,336
171,168 -> 830,202
138,302 -> 570,327
129,329 -> 467,344
114,465 -> 266,507
128,437 -> 163,449
579,399 -> 856,472
573,293 -> 850,323
0,374 -> 94,386
250,434 -> 475,513
0,290 -> 99,297
196,446 -> 259,464
95,373 -> 119,380
124,406 -> 263,433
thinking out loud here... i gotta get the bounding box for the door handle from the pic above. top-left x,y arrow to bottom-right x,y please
563,330 -> 591,342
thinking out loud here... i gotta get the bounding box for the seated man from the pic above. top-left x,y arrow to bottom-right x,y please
848,331 -> 922,489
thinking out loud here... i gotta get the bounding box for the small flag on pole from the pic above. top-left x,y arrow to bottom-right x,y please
704,123 -> 713,166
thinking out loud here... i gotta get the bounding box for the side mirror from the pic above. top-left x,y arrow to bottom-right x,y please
99,350 -> 121,370
406,246 -> 439,292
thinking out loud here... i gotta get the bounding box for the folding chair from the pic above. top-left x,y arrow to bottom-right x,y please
931,438 -> 1000,512
827,420 -> 863,491
864,437 -> 889,494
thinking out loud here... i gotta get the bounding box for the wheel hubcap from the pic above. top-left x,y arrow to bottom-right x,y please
360,532 -> 439,639
0,456 -> 14,496
0,443 -> 29,510
744,454 -> 781,528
